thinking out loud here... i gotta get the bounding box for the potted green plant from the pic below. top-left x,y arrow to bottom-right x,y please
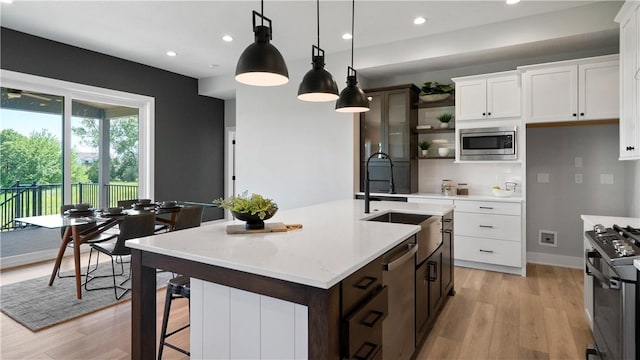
213,191 -> 278,229
419,81 -> 454,102
418,141 -> 431,157
437,112 -> 453,128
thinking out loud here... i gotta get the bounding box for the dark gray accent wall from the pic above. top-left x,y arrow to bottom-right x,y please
1,27 -> 224,220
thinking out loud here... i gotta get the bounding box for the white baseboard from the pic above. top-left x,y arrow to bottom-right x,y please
454,259 -> 525,276
0,246 -> 91,270
526,251 -> 583,269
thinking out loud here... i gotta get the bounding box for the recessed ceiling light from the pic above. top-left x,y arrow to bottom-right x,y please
342,33 -> 352,40
222,35 -> 233,42
506,0 -> 520,4
166,51 -> 177,57
413,17 -> 426,25
0,0 -> 14,4
208,64 -> 220,69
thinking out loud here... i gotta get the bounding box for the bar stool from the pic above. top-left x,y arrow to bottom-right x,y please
158,275 -> 190,359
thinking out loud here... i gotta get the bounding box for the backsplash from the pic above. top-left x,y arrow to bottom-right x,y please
417,161 -> 523,196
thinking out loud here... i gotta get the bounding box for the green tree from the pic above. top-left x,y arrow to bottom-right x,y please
0,129 -> 88,187
72,116 -> 138,182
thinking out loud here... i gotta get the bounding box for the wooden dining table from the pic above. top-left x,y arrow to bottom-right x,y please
14,205 -> 185,299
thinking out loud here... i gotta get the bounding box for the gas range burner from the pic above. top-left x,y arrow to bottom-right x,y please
613,224 -> 640,245
586,224 -> 640,264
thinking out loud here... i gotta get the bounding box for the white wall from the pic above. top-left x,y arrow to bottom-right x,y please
235,55 -> 358,210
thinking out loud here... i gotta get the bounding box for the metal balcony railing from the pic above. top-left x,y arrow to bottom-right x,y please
0,181 -> 138,231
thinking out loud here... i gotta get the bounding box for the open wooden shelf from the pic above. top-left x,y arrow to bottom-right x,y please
413,127 -> 455,134
415,97 -> 455,108
418,156 -> 455,160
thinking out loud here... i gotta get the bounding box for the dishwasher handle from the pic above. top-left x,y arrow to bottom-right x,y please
383,243 -> 418,272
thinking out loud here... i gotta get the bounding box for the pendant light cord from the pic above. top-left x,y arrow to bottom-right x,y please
261,0 -> 264,26
316,0 -> 320,48
350,0 -> 355,68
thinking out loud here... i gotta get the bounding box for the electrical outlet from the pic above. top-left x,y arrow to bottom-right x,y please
537,173 -> 549,183
575,173 -> 583,184
574,157 -> 583,168
600,174 -> 614,185
539,230 -> 557,247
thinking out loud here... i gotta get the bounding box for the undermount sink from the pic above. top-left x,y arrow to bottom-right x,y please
365,212 -> 431,225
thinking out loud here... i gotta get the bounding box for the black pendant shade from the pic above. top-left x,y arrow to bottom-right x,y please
235,10 -> 289,86
298,46 -> 339,102
335,67 -> 369,113
335,0 -> 369,113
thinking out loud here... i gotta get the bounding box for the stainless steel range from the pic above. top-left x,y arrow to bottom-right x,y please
584,224 -> 640,360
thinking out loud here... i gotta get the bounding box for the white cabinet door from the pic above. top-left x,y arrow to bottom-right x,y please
486,75 -> 521,119
579,60 -> 619,121
619,4 -> 640,160
524,65 -> 578,123
455,79 -> 487,121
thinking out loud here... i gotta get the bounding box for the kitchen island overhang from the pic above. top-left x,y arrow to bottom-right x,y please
128,199 -> 454,359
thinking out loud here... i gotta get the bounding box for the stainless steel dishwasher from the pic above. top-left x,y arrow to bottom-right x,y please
381,237 -> 417,360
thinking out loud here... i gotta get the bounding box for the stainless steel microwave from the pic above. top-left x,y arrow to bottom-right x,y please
459,126 -> 517,161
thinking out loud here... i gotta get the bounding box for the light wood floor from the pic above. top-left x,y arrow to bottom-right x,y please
1,259 -> 590,359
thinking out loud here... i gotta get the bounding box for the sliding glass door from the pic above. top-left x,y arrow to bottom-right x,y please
0,70 -> 154,267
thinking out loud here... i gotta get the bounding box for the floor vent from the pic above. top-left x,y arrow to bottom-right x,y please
539,230 -> 558,247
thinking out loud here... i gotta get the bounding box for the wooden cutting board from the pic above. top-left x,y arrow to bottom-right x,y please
226,222 -> 288,234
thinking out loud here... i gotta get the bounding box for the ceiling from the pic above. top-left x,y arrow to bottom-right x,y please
0,0 -> 612,82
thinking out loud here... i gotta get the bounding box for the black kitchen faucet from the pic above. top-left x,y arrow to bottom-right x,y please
364,151 -> 395,214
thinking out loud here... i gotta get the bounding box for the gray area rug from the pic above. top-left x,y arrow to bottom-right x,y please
0,262 -> 172,331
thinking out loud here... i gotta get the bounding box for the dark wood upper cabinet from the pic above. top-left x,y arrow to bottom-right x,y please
360,84 -> 419,194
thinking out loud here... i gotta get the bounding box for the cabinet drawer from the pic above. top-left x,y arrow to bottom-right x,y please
343,286 -> 388,360
454,212 -> 520,242
454,200 -> 521,215
455,235 -> 521,267
342,257 -> 383,317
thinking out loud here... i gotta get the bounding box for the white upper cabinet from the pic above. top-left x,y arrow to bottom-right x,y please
520,55 -> 619,124
616,1 -> 640,160
453,71 -> 521,121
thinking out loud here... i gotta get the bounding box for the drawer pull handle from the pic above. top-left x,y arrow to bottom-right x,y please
354,342 -> 379,360
383,243 -> 418,272
427,261 -> 438,281
354,276 -> 377,290
479,206 -> 494,210
479,225 -> 494,229
479,249 -> 494,253
360,310 -> 384,328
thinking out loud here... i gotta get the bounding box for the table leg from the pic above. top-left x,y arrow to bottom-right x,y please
48,226 -> 71,286
72,225 -> 82,300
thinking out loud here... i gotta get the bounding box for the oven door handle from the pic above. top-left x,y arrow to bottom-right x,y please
585,250 -> 622,290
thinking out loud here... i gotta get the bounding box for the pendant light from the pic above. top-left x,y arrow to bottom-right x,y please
297,0 -> 339,102
235,0 -> 289,86
335,0 -> 369,113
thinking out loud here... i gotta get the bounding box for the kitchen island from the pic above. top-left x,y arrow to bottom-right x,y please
127,199 -> 454,359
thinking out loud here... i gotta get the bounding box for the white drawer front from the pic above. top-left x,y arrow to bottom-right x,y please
407,197 -> 454,205
454,212 -> 521,241
455,235 -> 522,267
454,200 -> 521,215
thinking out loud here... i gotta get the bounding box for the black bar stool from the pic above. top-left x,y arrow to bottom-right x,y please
158,275 -> 190,359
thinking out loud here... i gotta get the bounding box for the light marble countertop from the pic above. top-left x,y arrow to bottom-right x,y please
127,199 -> 454,289
356,191 -> 524,203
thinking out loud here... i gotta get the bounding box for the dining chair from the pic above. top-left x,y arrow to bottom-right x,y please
157,206 -> 203,358
56,205 -> 118,280
172,205 -> 204,231
118,199 -> 167,233
84,212 -> 156,299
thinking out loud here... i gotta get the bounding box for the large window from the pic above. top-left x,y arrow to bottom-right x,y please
0,70 -> 154,267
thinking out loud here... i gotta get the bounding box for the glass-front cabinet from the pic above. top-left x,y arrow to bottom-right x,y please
360,84 -> 419,193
